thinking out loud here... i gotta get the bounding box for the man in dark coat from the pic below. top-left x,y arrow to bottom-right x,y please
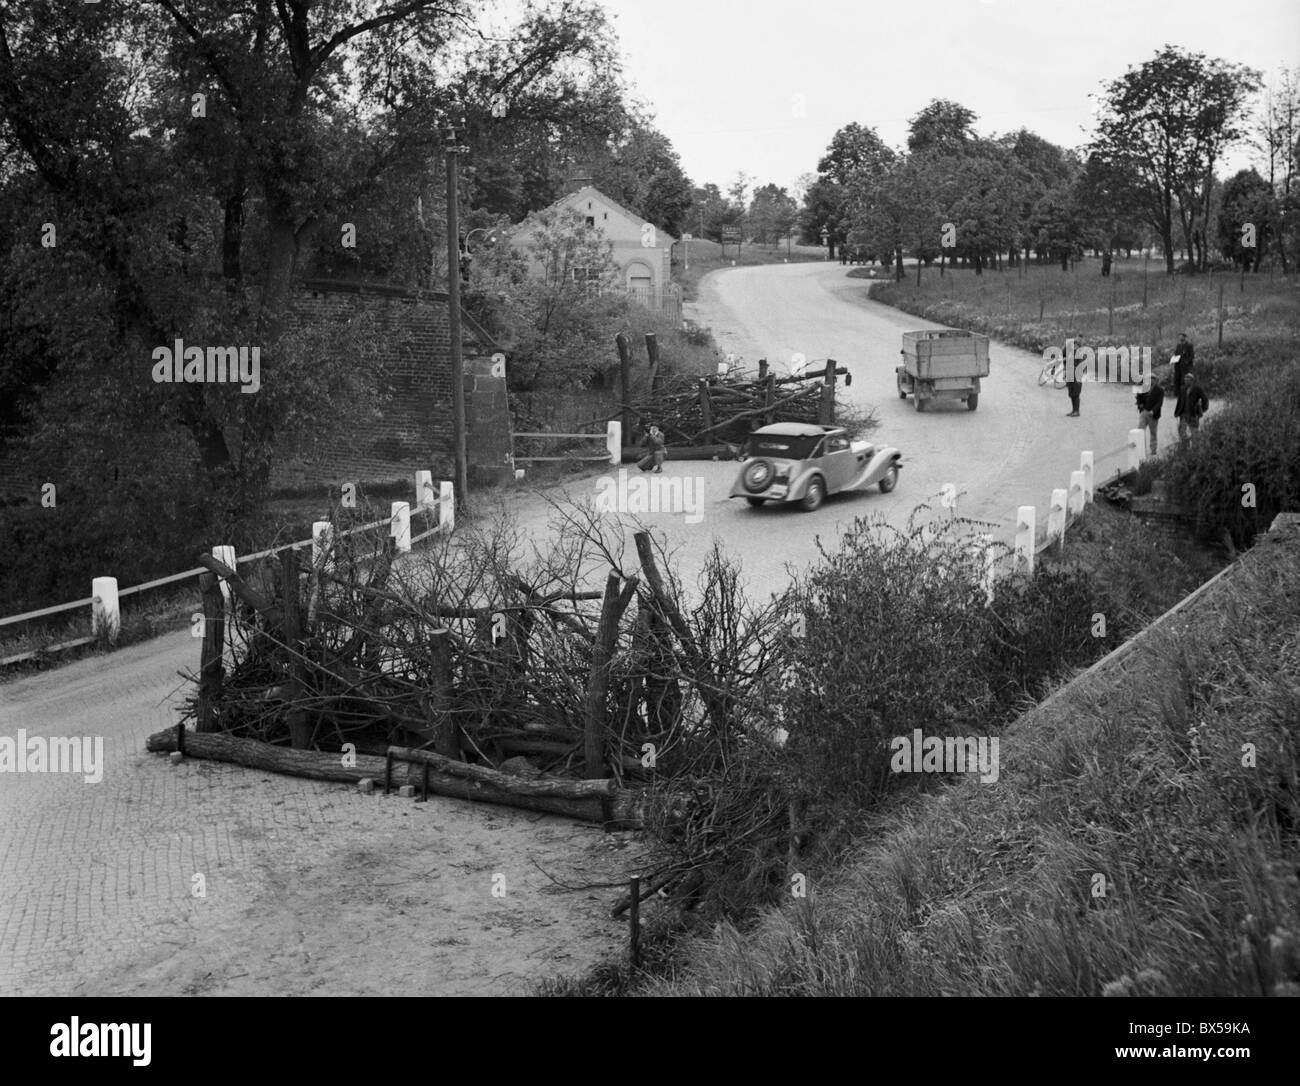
1135,377 -> 1165,454
1171,332 -> 1195,396
1175,371 -> 1209,441
1065,374 -> 1082,416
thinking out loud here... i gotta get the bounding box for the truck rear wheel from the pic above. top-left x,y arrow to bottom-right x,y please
966,394 -> 978,411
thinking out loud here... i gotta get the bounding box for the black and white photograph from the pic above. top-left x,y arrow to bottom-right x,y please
0,0 -> 1296,1062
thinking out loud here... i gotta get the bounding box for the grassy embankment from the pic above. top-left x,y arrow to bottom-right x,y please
637,519 -> 1300,996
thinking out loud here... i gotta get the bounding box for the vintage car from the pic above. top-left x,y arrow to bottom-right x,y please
729,423 -> 902,511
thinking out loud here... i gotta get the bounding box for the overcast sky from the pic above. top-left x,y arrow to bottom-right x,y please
605,0 -> 1300,195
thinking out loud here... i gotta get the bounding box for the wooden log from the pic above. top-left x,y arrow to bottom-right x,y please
198,553 -> 284,630
619,444 -> 736,463
697,379 -> 713,442
429,628 -> 459,758
583,572 -> 639,779
280,549 -> 313,749
144,727 -> 642,825
197,572 -> 225,734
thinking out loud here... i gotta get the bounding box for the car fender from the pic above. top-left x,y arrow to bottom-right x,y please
785,467 -> 818,501
850,448 -> 902,489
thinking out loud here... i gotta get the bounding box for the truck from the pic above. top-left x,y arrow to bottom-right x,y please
895,329 -> 991,412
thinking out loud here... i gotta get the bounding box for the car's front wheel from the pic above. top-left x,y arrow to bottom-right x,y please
799,475 -> 825,512
879,464 -> 899,493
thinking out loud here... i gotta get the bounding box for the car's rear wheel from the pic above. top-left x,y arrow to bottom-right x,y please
966,394 -> 978,411
745,497 -> 765,507
741,458 -> 775,494
799,475 -> 825,512
879,464 -> 899,493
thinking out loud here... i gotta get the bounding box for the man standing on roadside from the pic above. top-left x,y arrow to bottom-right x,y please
1175,371 -> 1209,441
1135,375 -> 1165,455
1065,370 -> 1082,417
1171,332 -> 1195,396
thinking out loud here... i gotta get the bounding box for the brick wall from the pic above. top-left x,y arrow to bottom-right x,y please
273,280 -> 505,492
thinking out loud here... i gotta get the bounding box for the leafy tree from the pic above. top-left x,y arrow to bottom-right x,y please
748,183 -> 798,246
1218,168 -> 1276,270
1090,46 -> 1261,273
907,99 -> 977,155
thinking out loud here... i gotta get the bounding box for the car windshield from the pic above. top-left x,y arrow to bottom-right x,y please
745,434 -> 822,460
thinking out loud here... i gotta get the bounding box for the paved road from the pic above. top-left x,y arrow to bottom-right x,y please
0,261 -> 1139,995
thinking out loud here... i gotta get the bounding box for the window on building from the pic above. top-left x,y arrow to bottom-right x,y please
585,216 -> 595,228
570,267 -> 601,294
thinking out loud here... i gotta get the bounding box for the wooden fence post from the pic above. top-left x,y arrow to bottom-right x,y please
197,571 -> 225,733
697,378 -> 713,440
818,361 -> 836,425
1080,451 -> 1094,502
280,548 -> 312,749
584,572 -> 638,779
430,628 -> 458,758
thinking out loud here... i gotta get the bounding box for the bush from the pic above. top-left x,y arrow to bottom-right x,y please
1163,363 -> 1300,548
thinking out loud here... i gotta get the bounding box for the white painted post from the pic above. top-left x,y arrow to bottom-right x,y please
1068,471 -> 1086,516
312,521 -> 334,571
438,482 -> 455,533
415,470 -> 435,509
1048,488 -> 1068,546
91,577 -> 120,644
1080,451 -> 1094,502
1015,506 -> 1035,576
1126,428 -> 1145,472
606,420 -> 623,466
390,501 -> 411,553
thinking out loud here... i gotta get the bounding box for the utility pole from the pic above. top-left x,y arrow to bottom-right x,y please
444,119 -> 469,512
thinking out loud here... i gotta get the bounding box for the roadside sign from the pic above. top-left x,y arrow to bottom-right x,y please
721,225 -> 741,241
682,233 -> 693,240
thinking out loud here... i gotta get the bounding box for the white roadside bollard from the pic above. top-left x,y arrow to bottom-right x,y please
1068,470 -> 1086,517
1080,451 -> 1094,502
1048,488 -> 1068,546
390,501 -> 411,553
312,521 -> 334,571
415,470 -> 435,510
438,482 -> 455,534
1014,506 -> 1036,576
605,420 -> 623,466
91,576 -> 120,644
1126,428 -> 1145,473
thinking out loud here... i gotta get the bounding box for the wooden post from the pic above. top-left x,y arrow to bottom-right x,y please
281,548 -> 312,749
1080,451 -> 1094,502
605,420 -> 622,466
197,572 -> 225,733
1068,471 -> 1086,517
616,332 -> 632,438
645,332 -> 661,394
818,360 -> 836,425
438,482 -> 455,533
430,628 -> 458,759
697,379 -> 713,441
757,358 -> 768,380
415,470 -> 435,510
629,874 -> 642,966
583,572 -> 638,779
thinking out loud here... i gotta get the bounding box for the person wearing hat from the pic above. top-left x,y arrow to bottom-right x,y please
1135,374 -> 1165,454
1175,371 -> 1209,441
